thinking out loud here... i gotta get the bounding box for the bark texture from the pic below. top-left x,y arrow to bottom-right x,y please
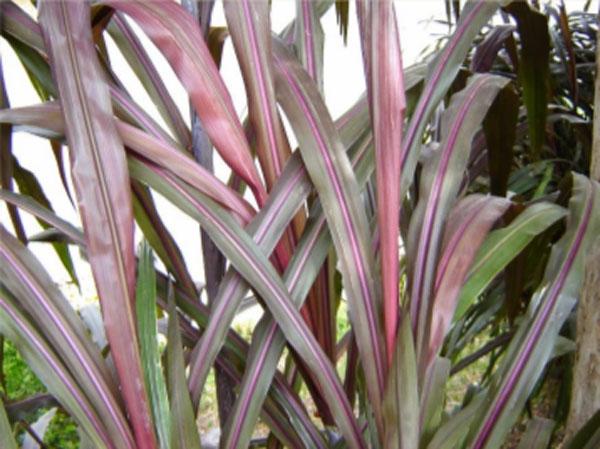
565,31 -> 600,438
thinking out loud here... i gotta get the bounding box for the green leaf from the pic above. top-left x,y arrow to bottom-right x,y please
465,174 -> 600,449
382,314 -> 420,449
166,292 -> 202,449
129,159 -> 368,449
0,396 -> 18,449
0,288 -> 112,449
136,242 -> 171,449
455,202 -> 567,321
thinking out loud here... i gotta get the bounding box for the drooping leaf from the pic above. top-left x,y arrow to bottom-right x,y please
0,190 -> 84,246
0,226 -> 135,449
465,174 -> 600,449
220,132 -> 374,449
107,13 -> 191,149
130,159 -> 368,449
0,103 -> 256,224
103,0 -> 267,204
186,153 -> 313,408
0,288 -> 112,449
38,2 -> 156,446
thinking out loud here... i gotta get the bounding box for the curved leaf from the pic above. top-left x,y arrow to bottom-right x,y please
107,13 -> 191,148
427,195 -> 510,368
0,227 -> 134,449
0,103 -> 255,223
401,0 -> 502,198
130,159 -> 368,449
273,38 -> 385,431
407,73 -> 509,366
103,0 -> 266,204
0,289 -> 112,449
455,202 -> 567,321
465,174 -> 600,449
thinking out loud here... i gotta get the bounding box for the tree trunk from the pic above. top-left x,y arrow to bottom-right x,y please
565,31 -> 600,438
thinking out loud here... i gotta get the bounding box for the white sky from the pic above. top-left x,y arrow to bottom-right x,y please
0,0 -> 594,302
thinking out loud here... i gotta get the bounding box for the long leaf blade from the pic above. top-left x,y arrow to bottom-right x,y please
130,159 -> 368,449
223,0 -> 290,191
466,173 -> 600,449
38,2 -> 156,446
273,38 -> 386,432
136,242 -> 171,449
104,0 -> 266,204
362,0 -> 406,363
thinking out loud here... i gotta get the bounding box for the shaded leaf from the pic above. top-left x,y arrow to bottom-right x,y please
506,1 -> 550,158
465,174 -> 600,449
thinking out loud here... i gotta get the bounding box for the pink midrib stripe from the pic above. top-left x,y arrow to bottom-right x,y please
230,137 -> 374,449
403,2 -> 486,165
190,165 -> 305,394
162,171 -> 364,448
472,181 -> 594,449
133,2 -> 262,195
1,248 -> 132,447
411,76 -> 489,330
242,0 -> 283,176
0,298 -> 112,449
276,57 -> 384,392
